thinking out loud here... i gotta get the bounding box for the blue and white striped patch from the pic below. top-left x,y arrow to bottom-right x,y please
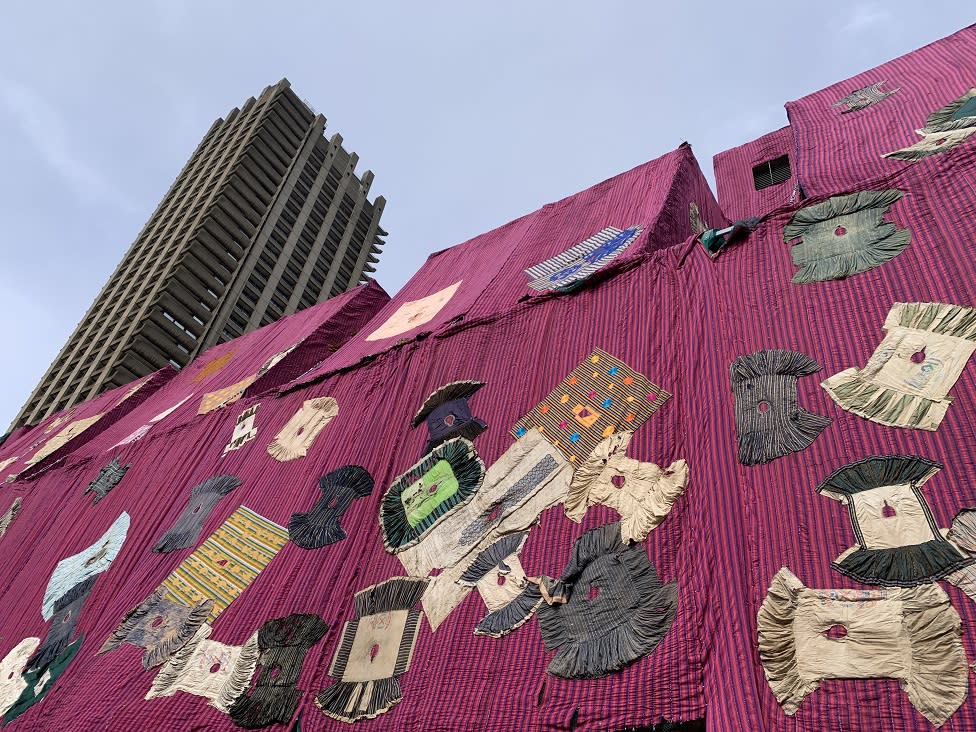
524,225 -> 644,292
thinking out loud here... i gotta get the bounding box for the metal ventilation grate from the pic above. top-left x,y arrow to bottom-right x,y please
752,155 -> 791,191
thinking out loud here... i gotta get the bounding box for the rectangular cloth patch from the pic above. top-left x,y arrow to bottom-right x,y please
511,349 -> 670,465
198,376 -> 257,415
160,506 -> 288,622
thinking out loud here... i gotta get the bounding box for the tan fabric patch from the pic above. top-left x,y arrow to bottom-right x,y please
198,376 -> 257,415
193,352 -> 235,383
0,638 -> 40,716
340,611 -> 409,683
26,415 -> 103,466
365,281 -> 462,341
849,484 -> 935,549
266,397 -> 339,462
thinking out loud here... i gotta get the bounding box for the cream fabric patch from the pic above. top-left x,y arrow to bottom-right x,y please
26,415 -> 103,466
0,638 -> 40,716
267,397 -> 339,462
365,281 -> 462,341
222,404 -> 260,456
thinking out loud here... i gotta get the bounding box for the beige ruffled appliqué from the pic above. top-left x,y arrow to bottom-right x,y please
564,431 -> 687,542
266,397 -> 339,462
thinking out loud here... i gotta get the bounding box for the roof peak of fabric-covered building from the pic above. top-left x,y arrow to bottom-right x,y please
281,143 -> 726,393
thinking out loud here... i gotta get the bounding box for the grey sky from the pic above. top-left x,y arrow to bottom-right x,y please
0,2 -> 972,429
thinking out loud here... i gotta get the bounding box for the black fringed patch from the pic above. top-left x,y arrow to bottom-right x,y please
153,474 -> 241,553
26,576 -> 96,672
288,466 -> 374,549
84,457 -> 131,504
99,590 -> 213,668
474,584 -> 544,638
227,613 -> 328,729
316,577 -> 428,723
833,540 -> 973,587
536,523 -> 677,679
816,455 -> 942,498
380,439 -> 485,553
730,350 -> 831,465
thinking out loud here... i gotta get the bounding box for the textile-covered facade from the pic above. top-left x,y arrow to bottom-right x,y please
2,24 -> 976,732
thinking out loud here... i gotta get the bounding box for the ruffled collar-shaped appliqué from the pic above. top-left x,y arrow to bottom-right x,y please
782,190 -> 911,283
266,397 -> 339,462
730,350 -> 831,465
410,381 -> 487,456
84,457 -> 131,504
535,523 -> 677,679
884,88 -> 976,160
153,474 -> 241,553
564,431 -> 688,542
822,302 -> 976,431
458,532 -> 544,638
380,438 -> 485,553
289,465 -> 374,549
226,613 -> 328,729
315,577 -> 428,723
817,456 -> 971,586
832,81 -> 899,113
758,567 -> 968,727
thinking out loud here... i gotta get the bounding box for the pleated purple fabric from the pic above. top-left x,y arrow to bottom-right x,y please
3,28 -> 976,731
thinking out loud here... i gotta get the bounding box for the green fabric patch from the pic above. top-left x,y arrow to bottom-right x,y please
951,95 -> 976,121
401,460 -> 459,527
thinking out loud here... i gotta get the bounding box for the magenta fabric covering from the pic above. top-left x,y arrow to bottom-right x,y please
66,282 -> 390,466
785,23 -> 976,197
286,144 -> 726,391
713,126 -> 798,221
0,368 -> 176,480
5,31 -> 976,730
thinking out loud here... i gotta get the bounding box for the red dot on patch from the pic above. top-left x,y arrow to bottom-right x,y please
443,414 -> 456,426
834,226 -> 847,236
210,662 -> 221,673
497,574 -> 506,586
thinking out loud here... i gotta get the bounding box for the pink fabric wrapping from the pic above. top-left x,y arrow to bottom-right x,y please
65,283 -> 390,467
713,126 -> 798,221
785,23 -> 976,197
4,31 -> 976,730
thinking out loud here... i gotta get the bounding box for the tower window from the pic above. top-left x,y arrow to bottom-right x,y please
752,155 -> 791,190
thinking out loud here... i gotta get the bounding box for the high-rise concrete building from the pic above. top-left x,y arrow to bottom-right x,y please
13,79 -> 386,428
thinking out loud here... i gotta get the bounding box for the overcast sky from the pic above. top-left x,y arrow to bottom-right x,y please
0,2 -> 972,429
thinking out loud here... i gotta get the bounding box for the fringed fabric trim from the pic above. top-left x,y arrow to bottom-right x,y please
822,371 -> 949,431
949,508 -> 976,555
816,455 -> 941,499
730,349 -> 822,381
354,577 -> 429,618
411,381 -> 485,426
536,523 -> 678,678
214,631 -> 259,711
457,533 -> 530,585
380,439 -> 485,553
783,189 -> 900,236
832,540 -> 972,587
145,624 -> 211,699
757,568 -> 819,714
315,677 -> 404,723
288,465 -> 374,549
922,88 -> 976,133
228,687 -> 302,729
266,397 -> 339,462
152,474 -> 241,553
900,584 -> 969,727
891,302 -> 976,341
474,585 -> 544,638
883,127 -> 976,161
141,598 -> 213,669
737,412 -> 831,465
565,432 -> 633,521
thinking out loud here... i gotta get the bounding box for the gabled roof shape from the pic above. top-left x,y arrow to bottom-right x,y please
713,126 -> 798,220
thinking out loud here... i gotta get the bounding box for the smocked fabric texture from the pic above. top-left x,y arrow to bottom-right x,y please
729,349 -> 831,465
266,397 -> 339,462
884,88 -> 976,160
223,404 -> 260,456
536,523 -> 677,679
817,456 -> 970,586
410,380 -> 488,456
822,302 -> 976,430
833,81 -> 899,112
782,190 -> 911,283
227,613 -> 328,729
99,590 -> 213,669
41,511 -> 129,621
153,474 -> 242,553
315,578 -> 427,723
379,438 -> 485,553
146,625 -> 260,713
511,349 -> 671,466
84,457 -> 131,503
565,431 -> 688,542
758,567 -> 968,726
288,466 -> 374,549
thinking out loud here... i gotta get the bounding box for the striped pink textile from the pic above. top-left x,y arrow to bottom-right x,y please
786,23 -> 976,197
713,126 -> 798,221
64,282 -> 389,467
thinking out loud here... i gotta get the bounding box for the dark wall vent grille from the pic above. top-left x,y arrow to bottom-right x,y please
752,155 -> 791,190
